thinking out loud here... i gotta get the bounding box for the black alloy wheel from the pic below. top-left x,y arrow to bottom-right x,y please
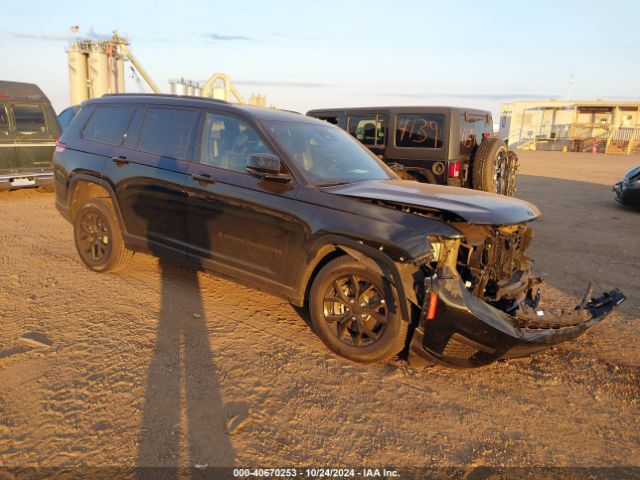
309,256 -> 408,363
323,273 -> 389,347
77,210 -> 112,263
73,198 -> 133,273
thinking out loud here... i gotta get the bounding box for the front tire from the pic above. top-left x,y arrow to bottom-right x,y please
73,198 -> 132,273
309,256 -> 408,363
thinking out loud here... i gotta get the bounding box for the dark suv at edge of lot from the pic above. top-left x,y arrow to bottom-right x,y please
0,81 -> 61,191
54,94 -> 624,369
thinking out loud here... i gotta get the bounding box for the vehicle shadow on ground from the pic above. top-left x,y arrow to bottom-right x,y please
136,260 -> 235,478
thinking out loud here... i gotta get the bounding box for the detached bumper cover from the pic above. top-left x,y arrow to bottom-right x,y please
409,272 -> 626,368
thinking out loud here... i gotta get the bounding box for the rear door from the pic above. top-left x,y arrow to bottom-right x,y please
108,106 -> 198,259
0,104 -> 15,174
12,103 -> 56,173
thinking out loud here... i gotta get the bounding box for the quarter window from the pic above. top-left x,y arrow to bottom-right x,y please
0,106 -> 8,131
348,114 -> 386,147
83,107 -> 134,145
13,104 -> 46,133
58,107 -> 78,128
138,108 -> 197,159
395,113 -> 445,149
200,113 -> 272,173
460,113 -> 492,154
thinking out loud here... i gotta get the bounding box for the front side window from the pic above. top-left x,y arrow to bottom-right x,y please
395,113 -> 445,149
200,113 -> 272,173
266,121 -> 392,185
83,107 -> 134,145
13,104 -> 46,133
138,108 -> 197,159
348,114 -> 386,147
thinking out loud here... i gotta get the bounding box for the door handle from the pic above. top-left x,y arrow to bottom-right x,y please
111,156 -> 129,166
191,173 -> 216,185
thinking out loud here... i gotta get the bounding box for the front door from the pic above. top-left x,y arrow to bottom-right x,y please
185,112 -> 296,289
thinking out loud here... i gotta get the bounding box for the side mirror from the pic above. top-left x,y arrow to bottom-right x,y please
246,154 -> 292,183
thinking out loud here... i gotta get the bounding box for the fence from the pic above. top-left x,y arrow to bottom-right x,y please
512,123 -> 640,154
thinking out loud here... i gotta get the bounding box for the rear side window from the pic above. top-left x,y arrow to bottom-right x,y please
395,113 -> 445,149
348,114 -> 386,147
83,107 -> 134,145
13,104 -> 46,133
138,108 -> 197,160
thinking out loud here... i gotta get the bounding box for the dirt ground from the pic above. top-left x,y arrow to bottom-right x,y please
0,151 -> 638,478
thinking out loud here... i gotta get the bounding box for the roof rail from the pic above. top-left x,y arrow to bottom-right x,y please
101,93 -> 229,104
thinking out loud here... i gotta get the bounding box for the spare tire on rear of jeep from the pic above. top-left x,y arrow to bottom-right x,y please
472,137 -> 517,196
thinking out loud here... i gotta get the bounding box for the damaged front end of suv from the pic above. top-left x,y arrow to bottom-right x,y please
408,222 -> 625,368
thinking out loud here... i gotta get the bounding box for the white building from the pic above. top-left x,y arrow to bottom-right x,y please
499,100 -> 640,155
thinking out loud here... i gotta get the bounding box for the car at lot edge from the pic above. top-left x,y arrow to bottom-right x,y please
306,106 -> 518,196
53,94 -> 625,368
613,165 -> 640,207
0,80 -> 61,191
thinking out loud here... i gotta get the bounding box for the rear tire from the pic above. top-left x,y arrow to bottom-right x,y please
73,197 -> 132,273
309,256 -> 408,363
472,137 -> 508,194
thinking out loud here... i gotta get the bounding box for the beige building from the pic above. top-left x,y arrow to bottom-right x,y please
499,99 -> 640,155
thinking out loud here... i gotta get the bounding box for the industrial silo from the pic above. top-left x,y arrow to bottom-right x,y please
174,79 -> 187,96
88,43 -> 109,98
68,43 -> 89,105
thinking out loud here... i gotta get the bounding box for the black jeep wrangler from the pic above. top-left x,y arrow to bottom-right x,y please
54,94 -> 623,368
307,106 -> 518,196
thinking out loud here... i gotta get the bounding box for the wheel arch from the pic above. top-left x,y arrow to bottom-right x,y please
293,235 -> 419,323
67,175 -> 127,234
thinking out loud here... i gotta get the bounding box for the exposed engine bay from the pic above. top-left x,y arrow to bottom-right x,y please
425,222 -> 624,332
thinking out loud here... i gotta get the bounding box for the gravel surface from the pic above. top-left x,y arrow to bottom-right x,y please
0,151 -> 638,475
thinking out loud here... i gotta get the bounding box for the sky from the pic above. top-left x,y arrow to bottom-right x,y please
1,0 -> 639,120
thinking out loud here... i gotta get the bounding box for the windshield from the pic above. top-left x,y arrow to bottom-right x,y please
264,121 -> 394,185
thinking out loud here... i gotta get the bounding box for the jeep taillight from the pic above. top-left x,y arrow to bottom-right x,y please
448,161 -> 460,179
55,143 -> 66,153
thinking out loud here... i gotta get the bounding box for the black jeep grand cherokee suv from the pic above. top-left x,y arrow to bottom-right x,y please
53,94 -> 624,368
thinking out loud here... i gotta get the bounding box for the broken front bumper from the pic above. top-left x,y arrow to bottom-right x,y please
408,270 -> 626,369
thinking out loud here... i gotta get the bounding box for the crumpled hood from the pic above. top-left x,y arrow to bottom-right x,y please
323,179 -> 541,225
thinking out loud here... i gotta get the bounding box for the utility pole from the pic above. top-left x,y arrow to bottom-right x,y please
567,74 -> 574,100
